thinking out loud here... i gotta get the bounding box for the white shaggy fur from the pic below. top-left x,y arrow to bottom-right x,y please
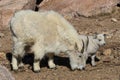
79,34 -> 106,66
10,10 -> 85,72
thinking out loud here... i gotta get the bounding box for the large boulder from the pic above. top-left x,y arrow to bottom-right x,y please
0,0 -> 36,30
38,0 -> 120,17
0,65 -> 15,80
0,0 -> 36,52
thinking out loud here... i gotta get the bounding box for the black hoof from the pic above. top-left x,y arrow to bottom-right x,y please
54,67 -> 57,70
70,69 -> 76,71
82,67 -> 85,70
19,66 -> 24,69
78,67 -> 85,71
34,70 -> 40,73
78,69 -> 82,71
18,67 -> 25,72
50,67 -> 57,70
13,69 -> 18,73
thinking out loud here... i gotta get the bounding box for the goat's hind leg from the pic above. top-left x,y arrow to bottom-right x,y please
11,40 -> 25,72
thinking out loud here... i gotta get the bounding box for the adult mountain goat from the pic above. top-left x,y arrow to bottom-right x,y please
10,10 -> 85,72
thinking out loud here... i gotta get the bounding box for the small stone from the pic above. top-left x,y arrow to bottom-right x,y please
106,34 -> 113,39
102,56 -> 114,62
64,14 -> 73,20
111,18 -> 118,22
53,72 -> 57,76
97,70 -> 100,72
103,49 -> 112,56
0,33 -> 4,37
0,52 -> 5,57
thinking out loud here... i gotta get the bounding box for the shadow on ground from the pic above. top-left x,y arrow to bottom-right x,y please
6,53 -> 71,71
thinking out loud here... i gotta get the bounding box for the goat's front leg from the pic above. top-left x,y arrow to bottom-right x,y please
12,41 -> 25,72
91,54 -> 96,66
32,43 -> 45,73
47,53 -> 56,69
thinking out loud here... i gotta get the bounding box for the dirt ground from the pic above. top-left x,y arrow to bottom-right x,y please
0,7 -> 120,80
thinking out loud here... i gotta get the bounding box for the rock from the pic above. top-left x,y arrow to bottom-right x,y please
0,0 -> 36,30
0,65 -> 15,80
102,56 -> 114,62
103,49 -> 112,56
0,32 -> 5,37
111,18 -> 118,22
0,0 -> 36,52
38,0 -> 119,17
106,33 -> 113,39
0,52 -> 5,58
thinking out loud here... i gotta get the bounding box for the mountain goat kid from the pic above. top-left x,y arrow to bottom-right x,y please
10,10 -> 85,72
79,33 -> 106,67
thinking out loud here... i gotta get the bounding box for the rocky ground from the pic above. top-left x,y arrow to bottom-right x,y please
0,4 -> 120,80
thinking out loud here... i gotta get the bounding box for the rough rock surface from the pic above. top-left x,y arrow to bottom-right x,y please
0,0 -> 36,30
0,65 -> 15,80
38,0 -> 120,17
0,0 -> 36,52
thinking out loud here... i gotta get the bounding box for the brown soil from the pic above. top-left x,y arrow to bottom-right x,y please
0,7 -> 120,80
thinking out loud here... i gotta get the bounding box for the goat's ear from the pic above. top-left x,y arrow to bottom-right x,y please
74,43 -> 78,50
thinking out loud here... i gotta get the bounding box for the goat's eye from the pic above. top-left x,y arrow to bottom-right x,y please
99,39 -> 101,41
79,55 -> 81,58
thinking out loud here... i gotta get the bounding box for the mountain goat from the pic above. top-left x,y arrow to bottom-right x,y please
79,33 -> 106,67
10,10 -> 85,72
